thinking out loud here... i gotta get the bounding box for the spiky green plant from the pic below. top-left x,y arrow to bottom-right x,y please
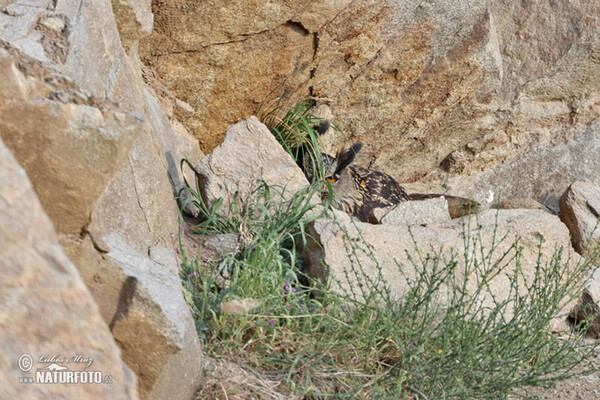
260,100 -> 343,182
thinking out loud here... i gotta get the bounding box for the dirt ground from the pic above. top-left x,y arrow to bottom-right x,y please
518,341 -> 600,400
197,351 -> 600,400
523,367 -> 600,399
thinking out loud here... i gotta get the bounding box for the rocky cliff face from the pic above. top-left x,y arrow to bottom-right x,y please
0,1 -> 203,399
141,0 -> 600,209
2,0 -> 599,399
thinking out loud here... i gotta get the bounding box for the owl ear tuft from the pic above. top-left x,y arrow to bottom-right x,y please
312,121 -> 330,136
335,143 -> 362,175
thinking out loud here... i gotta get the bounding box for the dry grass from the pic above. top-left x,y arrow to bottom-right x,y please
196,357 -> 295,400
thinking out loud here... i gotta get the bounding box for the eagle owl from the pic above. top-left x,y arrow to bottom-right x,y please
298,122 -> 476,222
321,143 -> 410,222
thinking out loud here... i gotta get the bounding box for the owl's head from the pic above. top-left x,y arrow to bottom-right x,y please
296,121 -> 364,185
323,143 -> 363,185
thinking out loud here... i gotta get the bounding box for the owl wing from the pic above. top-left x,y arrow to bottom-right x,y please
351,165 -> 409,221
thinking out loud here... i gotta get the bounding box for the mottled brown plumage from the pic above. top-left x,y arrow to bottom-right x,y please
322,143 -> 409,222
295,121 -> 476,222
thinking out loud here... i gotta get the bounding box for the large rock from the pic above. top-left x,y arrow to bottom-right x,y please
104,236 -> 203,400
194,116 -> 310,213
561,183 -> 600,338
0,1 -> 206,398
0,137 -> 138,400
311,0 -> 600,193
142,85 -> 204,216
141,0 -> 600,209
141,20 -> 313,152
303,208 -> 581,330
0,0 -> 142,107
559,181 -> 600,256
61,229 -> 204,400
422,123 -> 600,211
0,46 -> 142,235
62,89 -> 204,399
370,197 -> 450,225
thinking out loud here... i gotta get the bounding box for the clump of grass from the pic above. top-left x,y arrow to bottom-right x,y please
178,156 -> 330,341
177,103 -> 599,399
259,100 -> 322,154
260,100 -> 340,182
195,208 -> 597,398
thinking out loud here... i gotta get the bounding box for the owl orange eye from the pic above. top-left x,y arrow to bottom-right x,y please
326,176 -> 338,183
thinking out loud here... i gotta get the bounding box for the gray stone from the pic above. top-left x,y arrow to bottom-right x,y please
436,123 -> 600,212
0,1 -> 140,107
194,116 -> 310,215
0,1 -> 206,399
178,232 -> 242,289
0,0 -> 147,118
0,137 -> 138,400
0,47 -> 142,234
303,208 -> 581,331
0,2 -> 51,61
103,235 -> 203,400
201,233 -> 241,259
57,0 -> 141,107
559,181 -> 600,256
371,197 -> 450,225
87,123 -> 181,256
143,85 -> 204,218
178,231 -> 240,263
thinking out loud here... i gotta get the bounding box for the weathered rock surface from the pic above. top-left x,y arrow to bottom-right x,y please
0,137 -> 138,400
143,85 -> 204,217
559,182 -> 600,256
311,0 -> 600,180
141,19 -> 313,151
180,232 -> 241,262
103,236 -> 202,400
3,0 -> 599,398
141,0 -> 600,210
178,232 -> 242,288
194,116 -> 310,214
0,1 -> 205,399
303,208 -> 581,330
370,197 -> 450,225
428,123 -> 600,211
0,46 -> 142,235
64,64 -> 203,400
0,0 -> 141,106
